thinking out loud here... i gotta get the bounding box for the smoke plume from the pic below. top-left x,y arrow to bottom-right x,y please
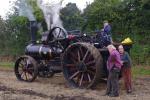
37,0 -> 64,30
18,0 -> 36,21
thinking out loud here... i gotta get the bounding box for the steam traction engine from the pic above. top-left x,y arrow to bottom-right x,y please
14,26 -> 132,88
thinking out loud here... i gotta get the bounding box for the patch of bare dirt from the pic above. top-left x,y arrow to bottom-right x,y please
0,68 -> 149,100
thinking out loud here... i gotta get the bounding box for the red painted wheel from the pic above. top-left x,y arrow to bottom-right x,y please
14,55 -> 38,82
62,43 -> 103,88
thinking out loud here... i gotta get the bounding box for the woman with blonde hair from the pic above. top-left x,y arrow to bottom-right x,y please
105,45 -> 123,97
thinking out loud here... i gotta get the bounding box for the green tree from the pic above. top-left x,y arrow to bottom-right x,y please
82,0 -> 122,31
0,16 -> 8,54
6,15 -> 30,55
60,3 -> 84,30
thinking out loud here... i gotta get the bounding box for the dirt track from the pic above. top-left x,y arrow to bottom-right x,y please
0,69 -> 150,100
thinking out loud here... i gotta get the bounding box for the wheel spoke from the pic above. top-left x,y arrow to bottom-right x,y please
19,67 -> 24,73
87,70 -> 95,75
79,73 -> 84,86
57,28 -> 61,38
20,61 -> 26,68
26,72 -> 30,79
25,72 -> 28,80
26,66 -> 34,77
21,72 -> 25,79
77,50 -> 81,62
20,71 -> 24,76
85,60 -> 95,67
18,64 -> 23,70
23,58 -> 27,66
69,71 -> 80,80
27,69 -> 34,76
27,72 -> 33,80
87,73 -> 92,82
82,50 -> 89,62
19,69 -> 24,75
79,46 -> 83,59
19,63 -> 24,67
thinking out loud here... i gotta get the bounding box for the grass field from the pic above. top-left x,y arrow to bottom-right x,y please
0,62 -> 14,68
0,62 -> 150,77
132,66 -> 150,77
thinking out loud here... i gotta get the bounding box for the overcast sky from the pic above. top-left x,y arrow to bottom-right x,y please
0,0 -> 94,18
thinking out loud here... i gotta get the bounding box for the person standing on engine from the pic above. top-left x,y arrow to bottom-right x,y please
103,20 -> 113,43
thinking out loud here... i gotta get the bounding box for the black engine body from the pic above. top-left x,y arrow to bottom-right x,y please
25,44 -> 63,60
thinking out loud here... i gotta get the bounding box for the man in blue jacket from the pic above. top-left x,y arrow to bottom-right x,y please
103,20 -> 112,43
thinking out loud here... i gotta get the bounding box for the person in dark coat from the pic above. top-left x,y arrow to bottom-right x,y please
97,20 -> 112,48
105,45 -> 123,97
103,20 -> 112,43
118,45 -> 132,93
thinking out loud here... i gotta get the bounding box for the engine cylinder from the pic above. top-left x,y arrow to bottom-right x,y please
25,44 -> 62,59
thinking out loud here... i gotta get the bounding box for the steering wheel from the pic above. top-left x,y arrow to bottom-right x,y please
48,27 -> 68,42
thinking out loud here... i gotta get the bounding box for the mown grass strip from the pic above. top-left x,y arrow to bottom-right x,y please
0,62 -> 14,68
132,66 -> 150,77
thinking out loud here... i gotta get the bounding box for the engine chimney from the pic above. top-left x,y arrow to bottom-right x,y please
30,21 -> 38,43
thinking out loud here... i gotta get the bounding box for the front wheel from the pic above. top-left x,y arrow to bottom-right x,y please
14,55 -> 38,82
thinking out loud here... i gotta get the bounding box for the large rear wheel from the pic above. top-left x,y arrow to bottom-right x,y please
62,43 -> 103,88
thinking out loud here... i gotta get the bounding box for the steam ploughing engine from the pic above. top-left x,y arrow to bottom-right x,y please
14,24 -> 132,88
